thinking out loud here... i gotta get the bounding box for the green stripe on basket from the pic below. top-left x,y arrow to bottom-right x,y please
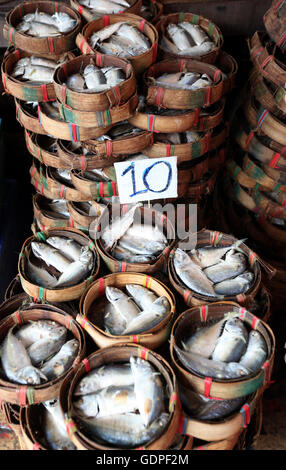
26,387 -> 35,405
22,87 -> 39,102
274,87 -> 285,105
191,14 -> 199,24
105,110 -> 111,126
36,231 -> 47,242
107,181 -> 113,196
178,12 -> 185,22
192,141 -> 202,159
208,22 -> 215,37
38,287 -> 45,302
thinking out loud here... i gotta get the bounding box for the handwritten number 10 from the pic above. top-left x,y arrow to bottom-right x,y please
121,161 -> 172,197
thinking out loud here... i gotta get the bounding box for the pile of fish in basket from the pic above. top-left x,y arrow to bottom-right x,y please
213,0 -> 286,314
0,0 -> 277,452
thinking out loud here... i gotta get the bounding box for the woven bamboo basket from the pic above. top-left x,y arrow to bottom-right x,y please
0,304 -> 86,405
57,92 -> 138,128
0,294 -> 29,327
95,204 -> 176,274
263,162 -> 286,187
168,228 -> 275,308
76,13 -> 159,75
58,343 -> 181,450
3,1 -> 82,57
243,95 -> 286,147
156,12 -> 223,64
70,0 -> 142,23
1,47 -> 74,103
248,31 -> 286,89
70,169 -> 118,199
184,169 -> 218,201
143,123 -> 228,163
83,128 -> 153,159
4,275 -> 25,301
141,0 -> 163,25
77,272 -> 176,349
67,200 -> 104,233
192,431 -> 242,450
168,434 -> 193,450
37,101 -> 112,141
56,138 -> 117,170
54,54 -> 137,112
0,400 -> 23,443
145,58 -> 224,110
170,302 -> 275,400
242,154 -> 286,193
32,193 -> 70,230
129,99 -> 225,133
264,0 -> 286,51
24,131 -> 68,169
18,227 -> 100,302
215,50 -> 238,96
234,118 -> 286,172
15,98 -> 46,135
249,68 -> 286,120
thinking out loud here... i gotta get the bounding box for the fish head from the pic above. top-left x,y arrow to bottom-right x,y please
227,363 -> 250,378
105,286 -> 125,302
17,366 -> 47,385
224,318 -> 247,339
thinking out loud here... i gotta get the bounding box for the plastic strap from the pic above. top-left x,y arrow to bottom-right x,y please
277,31 -> 286,47
119,261 -> 127,272
269,153 -> 281,168
245,131 -> 255,150
130,335 -> 140,343
137,346 -> 149,360
169,392 -> 178,412
41,84 -> 48,102
262,361 -> 270,384
147,114 -> 156,131
257,109 -> 269,128
180,59 -> 185,72
32,443 -> 41,450
98,277 -> 105,295
204,377 -> 213,398
240,404 -> 250,428
193,107 -> 200,127
203,86 -> 212,107
139,19 -> 146,32
155,87 -> 164,107
8,27 -> 15,46
47,37 -> 55,54
152,43 -> 157,63
178,415 -> 188,435
78,5 -> 83,14
66,418 -> 77,437
251,315 -> 260,330
239,307 -> 246,319
200,305 -> 208,322
103,15 -> 110,27
105,140 -> 112,157
183,289 -> 192,305
14,310 -> 24,325
210,230 -> 222,246
82,358 -> 90,373
143,275 -> 152,289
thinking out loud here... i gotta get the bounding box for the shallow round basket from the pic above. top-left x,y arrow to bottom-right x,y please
32,193 -> 70,230
155,12 -> 223,64
3,1 -> 82,57
70,169 -> 118,199
67,200 -> 104,234
1,48 -> 72,102
37,101 -> 112,141
184,169 -> 218,201
249,68 -> 286,120
143,123 -> 228,163
25,131 -> 68,169
53,53 -> 137,112
192,431 -> 242,450
128,99 -> 225,133
4,275 -> 25,301
168,228 -> 275,308
77,272 -> 176,349
0,304 -> 86,405
145,58 -> 224,110
70,0 -> 142,23
58,343 -> 181,450
76,13 -> 159,75
56,138 -> 118,170
170,302 -> 275,400
18,227 -> 100,302
0,293 -> 29,327
264,0 -> 286,52
15,98 -> 47,135
215,50 -> 238,95
95,204 -> 176,274
141,0 -> 163,25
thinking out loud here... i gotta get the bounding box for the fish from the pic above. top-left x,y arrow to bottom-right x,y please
177,41 -> 215,58
178,383 -> 246,421
125,284 -> 158,309
111,245 -> 156,264
19,10 -> 76,34
43,399 -> 76,450
118,234 -> 166,257
110,35 -> 146,57
179,22 -> 210,46
89,22 -> 125,47
0,327 -> 47,385
27,257 -> 58,288
55,249 -> 93,287
214,271 -> 254,296
77,411 -> 169,448
108,121 -> 143,139
101,203 -> 140,250
80,0 -> 125,15
173,344 -> 250,380
17,20 -> 60,37
124,223 -> 167,244
167,23 -> 195,51
45,199 -> 70,218
74,363 -> 134,396
73,385 -> 137,418
66,73 -> 85,92
40,339 -> 79,379
104,303 -> 127,335
41,101 -> 62,120
115,23 -> 150,51
211,318 -> 249,363
46,236 -> 84,261
189,239 -> 246,269
52,12 -> 76,33
103,66 -> 125,86
15,320 -> 67,348
183,317 -> 228,358
83,64 -> 110,92
55,168 -> 72,184
173,248 -> 217,297
156,132 -> 182,145
203,250 -> 247,284
31,241 -> 72,273
121,308 -> 164,335
105,286 -> 141,324
155,72 -> 203,91
185,130 -> 201,143
27,326 -> 67,365
130,356 -> 164,427
239,330 -> 268,373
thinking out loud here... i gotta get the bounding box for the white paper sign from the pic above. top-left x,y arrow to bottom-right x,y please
114,157 -> 178,204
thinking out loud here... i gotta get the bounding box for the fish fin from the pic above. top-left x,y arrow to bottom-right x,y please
181,341 -> 188,351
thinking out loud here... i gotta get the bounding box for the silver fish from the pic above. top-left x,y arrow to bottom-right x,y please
190,239 -> 246,269
185,130 -> 201,142
46,236 -> 84,261
183,317 -> 228,358
125,223 -> 167,244
214,272 -> 254,296
180,22 -> 210,46
45,199 -> 70,218
43,399 -> 76,450
52,12 -> 76,33
83,64 -> 110,92
111,245 -> 156,264
116,23 -> 150,51
0,327 -> 47,385
105,286 -> 141,324
118,234 -> 166,257
122,308 -> 164,335
27,326 -> 67,365
167,23 -> 195,51
130,356 -> 164,427
174,344 -> 250,380
174,248 -> 216,297
239,330 -> 268,373
15,320 -> 67,348
56,249 -> 93,287
125,284 -> 158,309
66,73 -> 85,92
40,339 -> 79,379
101,203 -> 140,250
17,20 -> 60,37
104,66 -> 125,86
74,363 -> 134,396
81,0 -> 124,15
73,385 -> 137,418
203,250 -> 247,284
89,22 -> 125,47
212,318 -> 248,363
31,241 -> 71,273
104,302 -> 127,335
190,74 -> 213,90
27,257 -> 58,288
13,64 -> 55,83
77,411 -> 169,448
177,41 -> 215,57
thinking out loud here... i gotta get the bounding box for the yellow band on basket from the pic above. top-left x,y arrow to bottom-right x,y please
138,346 -> 149,361
143,275 -> 152,289
66,418 -> 77,437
